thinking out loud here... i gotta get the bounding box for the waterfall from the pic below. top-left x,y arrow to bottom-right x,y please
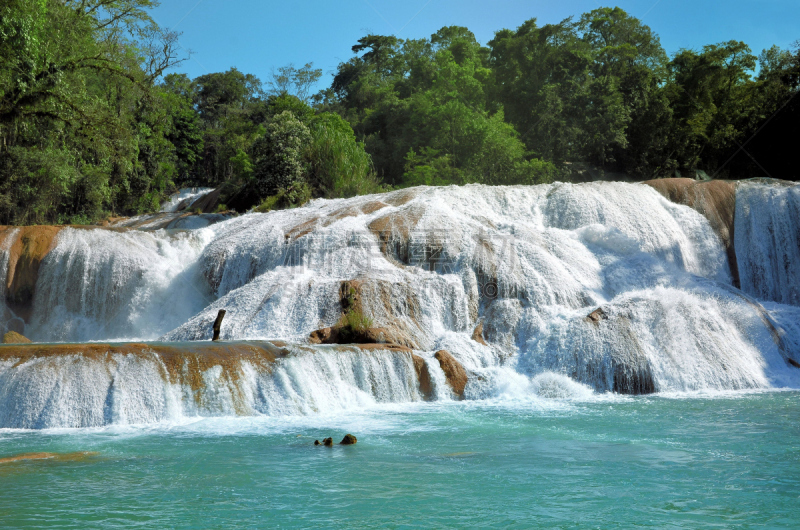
1,180 -> 799,428
0,342 -> 427,429
735,181 -> 800,305
26,227 -> 214,342
160,187 -> 215,213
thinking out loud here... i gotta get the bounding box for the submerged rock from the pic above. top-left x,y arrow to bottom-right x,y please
434,350 -> 468,399
2,331 -> 31,344
340,434 -> 357,445
0,451 -> 98,464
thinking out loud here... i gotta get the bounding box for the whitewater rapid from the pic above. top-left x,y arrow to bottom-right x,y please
1,180 -> 799,428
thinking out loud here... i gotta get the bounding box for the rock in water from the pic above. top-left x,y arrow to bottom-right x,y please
2,331 -> 31,344
585,307 -> 608,324
0,451 -> 98,464
434,350 -> 468,399
322,438 -> 333,447
340,434 -> 357,445
412,354 -> 433,400
471,321 -> 488,346
314,440 -> 321,446
308,324 -> 414,349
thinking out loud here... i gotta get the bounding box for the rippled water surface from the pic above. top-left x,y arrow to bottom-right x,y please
1,392 -> 798,528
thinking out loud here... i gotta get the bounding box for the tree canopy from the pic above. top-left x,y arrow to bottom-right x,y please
1,4 -> 797,225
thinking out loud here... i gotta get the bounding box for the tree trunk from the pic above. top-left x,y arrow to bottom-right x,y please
212,309 -> 226,341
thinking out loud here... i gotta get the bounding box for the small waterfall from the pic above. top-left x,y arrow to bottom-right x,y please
514,283 -> 786,393
0,342 -> 423,429
735,181 -> 800,305
160,188 -> 215,213
26,227 -> 214,342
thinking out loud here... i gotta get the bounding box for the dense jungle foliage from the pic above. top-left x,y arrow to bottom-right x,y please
1,1 -> 798,224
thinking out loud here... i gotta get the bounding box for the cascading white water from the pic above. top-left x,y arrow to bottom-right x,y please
160,187 -> 215,213
26,227 -> 214,342
1,181 -> 799,428
0,344 -> 429,429
735,181 -> 800,305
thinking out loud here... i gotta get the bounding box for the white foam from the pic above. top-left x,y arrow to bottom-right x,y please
160,188 -> 215,213
26,227 -> 214,342
735,181 -> 800,305
1,182 -> 799,428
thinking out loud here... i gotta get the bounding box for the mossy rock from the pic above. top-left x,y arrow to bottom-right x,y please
3,331 -> 31,344
340,434 -> 357,445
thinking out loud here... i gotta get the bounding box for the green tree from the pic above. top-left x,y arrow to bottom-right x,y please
191,68 -> 265,185
252,110 -> 311,197
665,41 -> 759,173
306,113 -> 382,198
267,63 -> 323,102
160,73 -> 203,183
577,7 -> 671,175
0,0 -> 184,224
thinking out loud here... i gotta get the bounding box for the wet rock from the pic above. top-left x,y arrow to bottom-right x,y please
612,357 -> 656,395
434,350 -> 468,399
645,178 -> 739,287
2,331 -> 31,344
367,207 -> 424,264
4,317 -> 25,335
309,326 -> 338,344
383,188 -> 419,207
609,317 -> 656,395
309,279 -> 423,349
471,321 -> 488,346
285,217 -> 320,242
788,358 -> 800,369
340,434 -> 357,445
0,451 -> 98,464
349,327 -> 401,345
585,307 -> 608,324
412,353 -> 433,400
314,440 -> 321,446
322,437 -> 333,447
351,343 -> 411,353
2,226 -> 62,322
339,280 -> 362,312
309,325 -> 412,349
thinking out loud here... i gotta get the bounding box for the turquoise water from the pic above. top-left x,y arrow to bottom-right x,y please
1,392 -> 798,528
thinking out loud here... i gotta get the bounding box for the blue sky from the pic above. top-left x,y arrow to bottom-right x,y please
151,0 -> 799,87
